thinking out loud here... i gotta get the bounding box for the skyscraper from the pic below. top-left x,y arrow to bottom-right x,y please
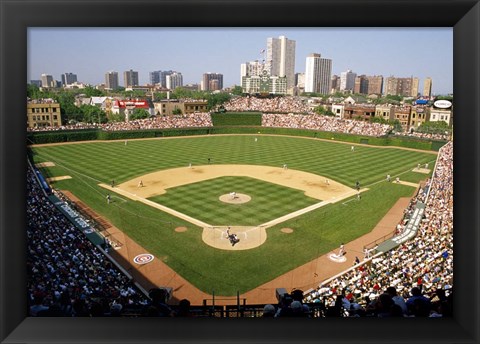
411,77 -> 419,97
266,35 -> 296,94
340,70 -> 357,91
150,70 -> 174,87
366,75 -> 384,95
423,77 -> 432,97
105,71 -> 119,90
240,61 -> 263,84
124,69 -> 139,88
61,72 -> 77,86
385,76 -> 418,97
354,75 -> 369,94
41,74 -> 55,88
166,72 -> 183,90
331,75 -> 340,93
295,73 -> 305,89
201,73 -> 223,91
304,53 -> 332,95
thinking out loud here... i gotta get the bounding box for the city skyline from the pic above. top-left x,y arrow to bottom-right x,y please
28,28 -> 453,95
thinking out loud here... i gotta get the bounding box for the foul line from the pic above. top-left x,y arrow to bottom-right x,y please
99,184 -> 211,228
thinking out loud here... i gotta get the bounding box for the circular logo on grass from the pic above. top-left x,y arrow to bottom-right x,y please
133,253 -> 154,265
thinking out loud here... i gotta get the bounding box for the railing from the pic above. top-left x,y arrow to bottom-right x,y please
362,231 -> 396,251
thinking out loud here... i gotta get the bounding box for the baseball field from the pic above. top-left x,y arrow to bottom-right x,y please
30,134 -> 436,297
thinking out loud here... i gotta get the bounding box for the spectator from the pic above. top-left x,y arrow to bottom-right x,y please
406,287 -> 431,316
262,304 -> 276,317
175,299 -> 194,317
27,165 -> 149,317
143,288 -> 174,317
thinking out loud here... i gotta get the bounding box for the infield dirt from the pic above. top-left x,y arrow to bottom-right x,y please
100,165 -> 365,250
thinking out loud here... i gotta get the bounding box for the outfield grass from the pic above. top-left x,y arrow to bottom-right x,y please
30,135 -> 435,295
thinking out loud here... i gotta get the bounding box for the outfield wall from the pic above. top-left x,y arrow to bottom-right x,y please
27,126 -> 446,151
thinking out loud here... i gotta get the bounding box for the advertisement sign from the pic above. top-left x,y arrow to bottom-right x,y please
433,100 -> 452,109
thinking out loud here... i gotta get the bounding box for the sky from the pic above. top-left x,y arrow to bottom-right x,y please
28,28 -> 453,95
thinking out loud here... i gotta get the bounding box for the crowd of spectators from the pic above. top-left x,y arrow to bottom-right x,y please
223,96 -> 311,114
262,113 -> 392,137
27,164 -> 211,317
27,123 -> 99,132
27,166 -> 151,316
99,113 -> 212,131
27,113 -> 213,133
303,141 -> 453,317
395,131 -> 451,141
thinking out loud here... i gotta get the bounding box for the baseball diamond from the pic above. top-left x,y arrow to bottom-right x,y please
31,134 -> 437,301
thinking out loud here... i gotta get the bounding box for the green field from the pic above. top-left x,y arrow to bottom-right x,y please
30,135 -> 436,295
150,176 -> 318,226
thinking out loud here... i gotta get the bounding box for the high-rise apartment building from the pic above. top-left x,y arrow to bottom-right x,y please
240,61 -> 264,84
366,75 -> 384,95
304,53 -> 332,95
105,71 -> 119,90
353,75 -> 384,95
354,75 -> 369,94
385,76 -> 419,97
124,69 -> 139,88
266,35 -> 296,94
30,80 -> 42,87
411,77 -> 419,97
61,73 -> 77,86
340,70 -> 357,91
295,73 -> 305,89
166,72 -> 183,90
201,73 -> 223,91
331,75 -> 340,93
41,74 -> 55,88
150,70 -> 175,87
423,77 -> 432,97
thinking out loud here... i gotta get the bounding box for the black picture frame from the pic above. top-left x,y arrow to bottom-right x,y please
1,0 -> 479,343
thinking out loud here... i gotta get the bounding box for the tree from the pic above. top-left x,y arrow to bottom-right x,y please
83,86 -> 105,97
434,95 -> 453,102
153,92 -> 168,101
27,84 -> 55,100
417,120 -> 450,135
53,91 -> 79,124
121,89 -> 147,98
129,108 -> 150,120
231,86 -> 244,96
79,104 -> 107,124
314,106 -> 334,116
109,112 -> 125,122
370,116 -> 389,124
390,119 -> 403,132
206,92 -> 231,110
172,108 -> 183,115
371,95 -> 402,105
171,87 -> 208,100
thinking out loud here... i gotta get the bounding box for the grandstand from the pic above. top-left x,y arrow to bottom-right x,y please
26,98 -> 453,317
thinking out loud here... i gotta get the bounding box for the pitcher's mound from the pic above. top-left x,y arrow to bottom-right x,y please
219,193 -> 251,204
175,227 -> 188,233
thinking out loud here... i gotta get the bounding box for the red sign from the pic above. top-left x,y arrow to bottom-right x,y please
114,100 -> 150,108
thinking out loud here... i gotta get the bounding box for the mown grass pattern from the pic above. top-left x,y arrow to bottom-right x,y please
150,176 -> 318,226
31,135 -> 435,295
